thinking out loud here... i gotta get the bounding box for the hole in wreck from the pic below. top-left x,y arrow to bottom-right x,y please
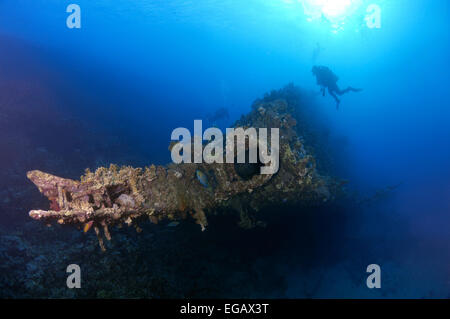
106,184 -> 131,202
234,149 -> 265,181
65,191 -> 72,202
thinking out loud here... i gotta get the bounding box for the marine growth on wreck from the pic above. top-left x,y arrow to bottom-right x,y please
27,85 -> 344,251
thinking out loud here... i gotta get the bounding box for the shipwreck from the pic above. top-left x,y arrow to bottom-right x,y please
27,85 -> 344,251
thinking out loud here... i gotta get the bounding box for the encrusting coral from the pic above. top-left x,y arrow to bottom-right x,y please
27,85 -> 345,251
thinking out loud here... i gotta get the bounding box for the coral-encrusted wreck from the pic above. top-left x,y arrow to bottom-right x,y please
27,85 -> 343,251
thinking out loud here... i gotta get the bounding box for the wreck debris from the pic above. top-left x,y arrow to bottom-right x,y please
27,87 -> 345,250
94,226 -> 106,252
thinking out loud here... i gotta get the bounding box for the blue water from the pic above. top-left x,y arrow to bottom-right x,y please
0,0 -> 449,298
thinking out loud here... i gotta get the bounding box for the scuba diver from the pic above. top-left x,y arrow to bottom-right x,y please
312,65 -> 362,110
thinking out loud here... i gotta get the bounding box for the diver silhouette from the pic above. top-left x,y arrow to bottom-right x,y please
312,65 -> 362,110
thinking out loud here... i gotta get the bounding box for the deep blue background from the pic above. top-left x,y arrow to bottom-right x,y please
0,0 -> 448,297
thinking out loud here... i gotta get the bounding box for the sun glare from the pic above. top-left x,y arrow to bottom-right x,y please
320,0 -> 352,17
298,0 -> 364,32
